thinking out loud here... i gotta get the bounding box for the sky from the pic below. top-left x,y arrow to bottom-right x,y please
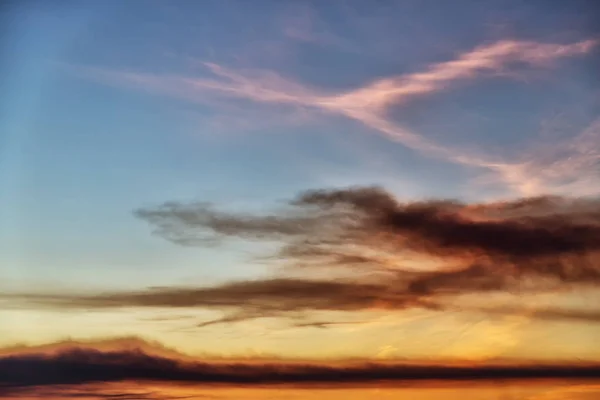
1,0 -> 600,371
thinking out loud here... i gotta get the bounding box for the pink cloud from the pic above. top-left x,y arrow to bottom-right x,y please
65,38 -> 599,196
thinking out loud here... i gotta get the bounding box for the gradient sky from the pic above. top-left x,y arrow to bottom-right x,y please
1,0 -> 599,362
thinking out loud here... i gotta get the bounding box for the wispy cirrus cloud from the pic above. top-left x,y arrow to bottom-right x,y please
280,2 -> 355,51
515,117 -> 600,196
316,39 -> 597,113
65,38 -> 599,196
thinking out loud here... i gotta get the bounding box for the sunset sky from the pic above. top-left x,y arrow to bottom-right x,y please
1,0 -> 600,371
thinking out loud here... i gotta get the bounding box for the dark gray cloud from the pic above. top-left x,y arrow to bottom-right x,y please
133,186 -> 600,322
6,186 -> 600,327
1,345 -> 600,391
1,386 -> 194,400
10,278 -> 438,327
10,277 -> 599,328
136,187 -> 600,272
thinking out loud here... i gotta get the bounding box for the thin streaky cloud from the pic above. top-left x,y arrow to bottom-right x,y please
522,117 -> 600,196
65,39 -> 598,195
316,39 -> 598,113
280,3 -> 356,51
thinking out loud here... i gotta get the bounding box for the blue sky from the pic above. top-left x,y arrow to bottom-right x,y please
1,0 -> 599,287
1,0 -> 600,358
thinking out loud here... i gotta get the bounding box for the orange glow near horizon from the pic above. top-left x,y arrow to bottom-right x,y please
4,380 -> 600,400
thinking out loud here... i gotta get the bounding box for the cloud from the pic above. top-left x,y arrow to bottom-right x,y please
65,38 -> 599,196
515,117 -> 600,196
3,386 -> 184,400
197,39 -> 599,196
317,39 -> 597,113
6,187 -> 600,327
280,2 -> 354,50
8,278 -> 437,321
133,186 -> 600,268
1,342 -> 600,391
0,336 -> 192,361
131,186 -> 600,323
475,305 -> 600,323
